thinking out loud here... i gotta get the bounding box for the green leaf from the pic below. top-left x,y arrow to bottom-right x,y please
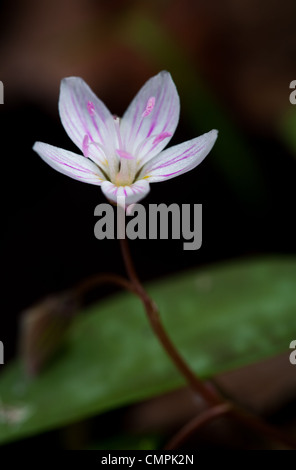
0,257 -> 295,444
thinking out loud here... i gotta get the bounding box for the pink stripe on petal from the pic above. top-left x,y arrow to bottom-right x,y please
101,180 -> 150,205
121,71 -> 180,163
152,132 -> 172,145
156,170 -> 182,177
149,145 -> 202,171
33,141 -> 104,186
139,130 -> 218,183
59,77 -> 115,166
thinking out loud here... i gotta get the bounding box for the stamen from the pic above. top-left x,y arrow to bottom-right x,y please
116,149 -> 134,160
82,137 -> 109,165
82,135 -> 89,157
87,101 -> 95,117
153,132 -> 172,145
142,97 -> 155,117
113,115 -> 124,150
133,131 -> 172,158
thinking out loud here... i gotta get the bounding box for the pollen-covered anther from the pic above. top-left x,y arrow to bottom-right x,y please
153,132 -> 172,145
87,101 -> 95,117
82,135 -> 89,157
142,97 -> 155,117
116,149 -> 134,160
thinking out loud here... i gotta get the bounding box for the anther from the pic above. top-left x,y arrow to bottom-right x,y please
87,101 -> 95,117
116,149 -> 134,160
82,135 -> 89,157
142,97 -> 155,117
153,132 -> 172,145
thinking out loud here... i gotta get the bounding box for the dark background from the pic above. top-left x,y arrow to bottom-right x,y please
0,0 -> 295,449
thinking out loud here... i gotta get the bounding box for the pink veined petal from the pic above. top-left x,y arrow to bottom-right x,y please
58,77 -> 115,167
139,130 -> 218,182
33,142 -> 105,185
121,71 -> 180,165
101,180 -> 150,206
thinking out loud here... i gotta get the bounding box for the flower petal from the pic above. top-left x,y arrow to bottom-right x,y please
101,180 -> 150,206
121,71 -> 180,164
33,142 -> 104,185
58,77 -> 115,167
139,130 -> 218,182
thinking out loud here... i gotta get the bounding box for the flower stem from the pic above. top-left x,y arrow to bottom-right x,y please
119,236 -> 296,449
165,403 -> 232,449
75,273 -> 137,298
119,236 -> 222,406
165,402 -> 296,450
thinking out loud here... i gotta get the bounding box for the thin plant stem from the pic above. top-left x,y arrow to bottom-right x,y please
229,406 -> 296,450
165,403 -> 232,449
166,402 -> 296,450
119,236 -> 296,449
119,236 -> 222,406
71,238 -> 296,448
74,273 -> 137,299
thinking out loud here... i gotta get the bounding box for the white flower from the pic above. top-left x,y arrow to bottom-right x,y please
33,71 -> 218,206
